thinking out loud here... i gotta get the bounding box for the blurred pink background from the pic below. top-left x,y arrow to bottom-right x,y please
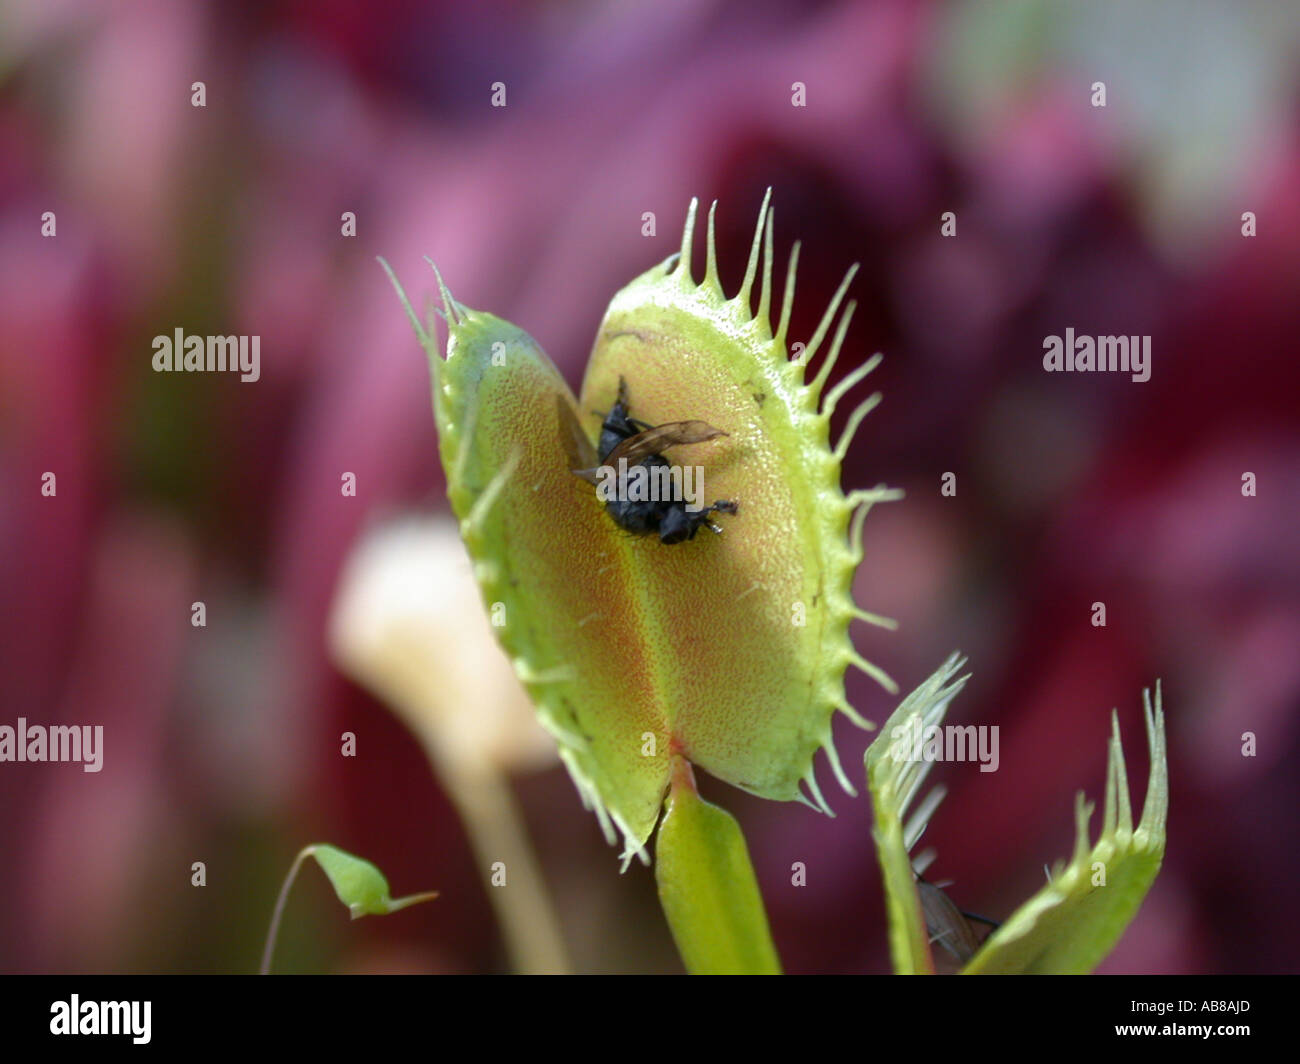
1,0 -> 1297,973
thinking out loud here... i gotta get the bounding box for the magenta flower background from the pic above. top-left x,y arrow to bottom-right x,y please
1,0 -> 1297,973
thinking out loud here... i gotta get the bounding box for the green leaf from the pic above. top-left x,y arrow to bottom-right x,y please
962,683 -> 1168,974
261,843 -> 439,973
654,762 -> 781,974
864,653 -> 970,975
310,843 -> 439,919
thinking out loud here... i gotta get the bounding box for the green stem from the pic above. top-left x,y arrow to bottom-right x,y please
654,757 -> 782,974
261,845 -> 314,975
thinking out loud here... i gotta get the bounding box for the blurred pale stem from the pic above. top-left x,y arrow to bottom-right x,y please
413,729 -> 571,975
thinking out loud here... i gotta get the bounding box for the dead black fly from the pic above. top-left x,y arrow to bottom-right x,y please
562,377 -> 738,545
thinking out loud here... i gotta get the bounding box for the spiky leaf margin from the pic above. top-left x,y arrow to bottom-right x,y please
864,664 -> 1169,975
962,683 -> 1168,974
579,192 -> 902,815
864,653 -> 971,975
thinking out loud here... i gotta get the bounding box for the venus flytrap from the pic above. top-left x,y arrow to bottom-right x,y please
962,684 -> 1168,974
866,659 -> 1168,975
381,192 -> 1169,974
382,192 -> 898,971
866,653 -> 971,975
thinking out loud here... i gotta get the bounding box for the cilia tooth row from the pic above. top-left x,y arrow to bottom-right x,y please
665,191 -> 901,815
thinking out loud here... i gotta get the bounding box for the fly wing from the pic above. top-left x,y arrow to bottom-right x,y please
917,880 -> 982,963
556,395 -> 602,484
602,421 -> 728,469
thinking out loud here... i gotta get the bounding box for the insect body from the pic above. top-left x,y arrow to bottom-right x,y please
568,377 -> 738,544
915,874 -> 1000,964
